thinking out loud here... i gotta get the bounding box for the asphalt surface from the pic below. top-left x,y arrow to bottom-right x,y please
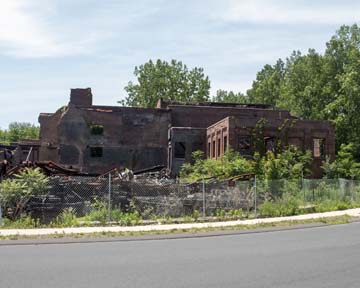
1,222 -> 360,288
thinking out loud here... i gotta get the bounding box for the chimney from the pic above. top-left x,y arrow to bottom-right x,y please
69,88 -> 93,107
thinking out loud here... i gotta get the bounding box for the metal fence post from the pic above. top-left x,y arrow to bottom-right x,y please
0,203 -> 2,226
302,170 -> 305,205
202,177 -> 206,218
254,175 -> 257,218
108,173 -> 111,223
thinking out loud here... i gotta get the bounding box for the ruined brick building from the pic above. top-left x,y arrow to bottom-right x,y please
34,88 -> 335,178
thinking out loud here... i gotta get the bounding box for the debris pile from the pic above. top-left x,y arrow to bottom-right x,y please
3,161 -> 95,178
1,149 -> 257,222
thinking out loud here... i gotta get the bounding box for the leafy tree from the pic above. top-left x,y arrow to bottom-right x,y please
247,59 -> 285,106
0,122 -> 39,144
121,59 -> 211,107
322,144 -> 360,179
0,129 -> 8,144
246,24 -> 360,159
212,89 -> 248,103
259,147 -> 312,180
324,27 -> 360,155
0,168 -> 49,220
280,49 -> 329,119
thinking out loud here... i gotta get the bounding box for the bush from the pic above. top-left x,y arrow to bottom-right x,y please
192,209 -> 200,221
180,146 -> 312,182
180,149 -> 255,182
0,168 -> 50,220
2,215 -> 40,229
258,198 -> 358,218
81,207 -> 108,224
259,198 -> 301,217
80,200 -> 142,226
51,208 -> 79,227
214,208 -> 244,220
314,200 -> 352,213
112,210 -> 142,226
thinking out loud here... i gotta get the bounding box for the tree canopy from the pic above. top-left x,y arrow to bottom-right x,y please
0,122 -> 40,144
118,23 -> 360,162
120,59 -> 211,108
211,89 -> 248,103
246,24 -> 360,159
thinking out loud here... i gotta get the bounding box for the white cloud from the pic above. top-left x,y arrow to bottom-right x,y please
219,0 -> 360,24
0,0 -> 96,58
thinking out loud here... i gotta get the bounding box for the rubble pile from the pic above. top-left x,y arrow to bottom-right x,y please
3,161 -> 95,178
1,158 -> 257,221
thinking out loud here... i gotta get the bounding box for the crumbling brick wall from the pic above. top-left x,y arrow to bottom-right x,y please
207,116 -> 335,178
37,89 -> 336,178
57,104 -> 171,173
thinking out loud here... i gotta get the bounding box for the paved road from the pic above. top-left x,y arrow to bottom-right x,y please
1,223 -> 360,288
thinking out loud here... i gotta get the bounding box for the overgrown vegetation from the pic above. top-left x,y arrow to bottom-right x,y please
2,215 -> 41,229
0,168 -> 49,220
322,143 -> 360,180
180,146 -> 312,182
258,199 -> 360,218
180,149 -> 255,182
51,208 -> 80,228
180,144 -> 360,221
0,151 -> 359,229
79,200 -> 142,226
119,24 -> 360,165
246,24 -> 360,161
2,200 -> 358,230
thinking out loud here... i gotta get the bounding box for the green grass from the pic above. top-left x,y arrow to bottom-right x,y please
1,199 -> 360,230
78,208 -> 142,226
1,216 -> 41,229
258,199 -> 360,218
0,215 -> 355,241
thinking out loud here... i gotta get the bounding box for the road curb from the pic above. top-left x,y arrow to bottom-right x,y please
0,208 -> 359,241
0,222 -> 334,246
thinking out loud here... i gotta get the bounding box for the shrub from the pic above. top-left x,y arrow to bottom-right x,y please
258,198 -> 300,217
314,200 -> 351,213
2,215 -> 40,229
81,207 -> 108,224
0,168 -> 50,220
112,210 -> 142,226
180,146 -> 312,182
80,200 -> 142,226
260,147 -> 312,180
192,209 -> 200,221
213,208 -> 244,220
180,149 -> 255,182
51,208 -> 79,227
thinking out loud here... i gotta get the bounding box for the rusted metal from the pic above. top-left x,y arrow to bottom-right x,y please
4,161 -> 96,178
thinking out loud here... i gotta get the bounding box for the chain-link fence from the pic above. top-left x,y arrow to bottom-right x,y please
255,178 -> 360,203
2,175 -> 360,224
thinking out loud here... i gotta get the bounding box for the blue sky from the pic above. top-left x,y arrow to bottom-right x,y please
0,0 -> 359,129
